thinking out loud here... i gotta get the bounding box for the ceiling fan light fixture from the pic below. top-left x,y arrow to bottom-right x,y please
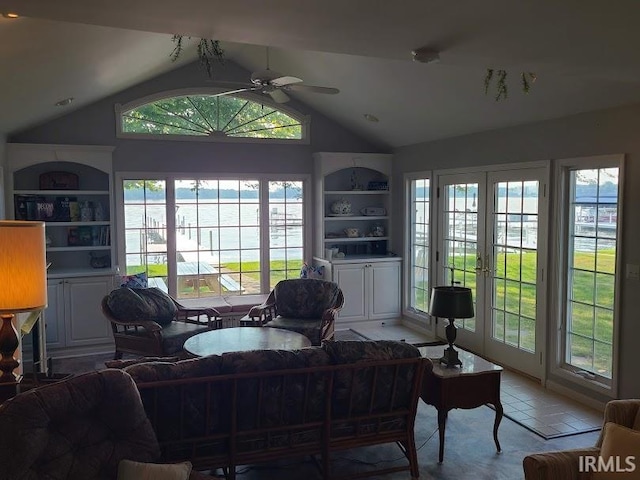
411,47 -> 440,64
2,12 -> 19,19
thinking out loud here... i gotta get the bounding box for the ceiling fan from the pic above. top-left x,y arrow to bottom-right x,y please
215,47 -> 340,103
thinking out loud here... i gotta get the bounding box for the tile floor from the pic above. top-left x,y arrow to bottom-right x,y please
350,322 -> 603,438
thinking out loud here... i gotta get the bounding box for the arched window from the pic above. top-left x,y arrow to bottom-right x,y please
115,90 -> 309,143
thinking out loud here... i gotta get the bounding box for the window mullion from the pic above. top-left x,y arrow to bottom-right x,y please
166,179 -> 177,296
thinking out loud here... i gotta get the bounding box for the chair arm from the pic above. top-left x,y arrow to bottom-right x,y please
247,303 -> 276,325
108,317 -> 163,333
175,307 -> 221,329
523,447 -> 600,480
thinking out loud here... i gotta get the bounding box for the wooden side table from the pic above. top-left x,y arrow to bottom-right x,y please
419,346 -> 503,463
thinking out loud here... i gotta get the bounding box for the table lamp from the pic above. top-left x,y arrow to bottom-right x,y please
428,285 -> 474,367
0,221 -> 47,383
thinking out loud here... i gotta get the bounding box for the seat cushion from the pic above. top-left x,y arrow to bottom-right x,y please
274,279 -> 340,319
107,287 -> 177,326
160,322 -> 210,355
265,317 -> 322,345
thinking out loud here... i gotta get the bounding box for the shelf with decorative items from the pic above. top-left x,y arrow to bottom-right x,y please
5,143 -> 115,278
314,152 -> 393,261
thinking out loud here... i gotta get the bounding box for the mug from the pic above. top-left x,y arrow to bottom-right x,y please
325,248 -> 333,260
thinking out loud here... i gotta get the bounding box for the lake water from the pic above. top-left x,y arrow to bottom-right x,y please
124,198 -> 304,265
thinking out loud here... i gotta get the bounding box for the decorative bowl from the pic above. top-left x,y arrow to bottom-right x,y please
330,198 -> 352,215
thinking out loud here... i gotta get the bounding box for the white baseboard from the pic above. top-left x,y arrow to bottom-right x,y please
546,379 -> 607,412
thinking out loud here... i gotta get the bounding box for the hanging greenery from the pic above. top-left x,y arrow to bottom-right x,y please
484,68 -> 536,101
171,35 -> 225,78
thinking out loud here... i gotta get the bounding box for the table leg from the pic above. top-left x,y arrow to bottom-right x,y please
493,401 -> 503,453
437,408 -> 448,463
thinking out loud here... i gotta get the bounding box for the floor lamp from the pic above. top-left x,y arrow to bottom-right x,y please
0,221 -> 47,388
428,284 -> 474,367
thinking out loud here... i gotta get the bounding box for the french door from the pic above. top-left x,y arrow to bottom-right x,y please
436,166 -> 548,378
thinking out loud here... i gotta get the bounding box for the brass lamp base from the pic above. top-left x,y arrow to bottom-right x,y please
439,346 -> 462,367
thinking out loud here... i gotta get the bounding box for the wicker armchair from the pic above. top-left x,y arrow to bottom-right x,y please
243,279 -> 344,345
102,287 -> 220,359
523,399 -> 640,480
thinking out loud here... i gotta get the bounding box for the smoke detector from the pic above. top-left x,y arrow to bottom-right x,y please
411,47 -> 440,64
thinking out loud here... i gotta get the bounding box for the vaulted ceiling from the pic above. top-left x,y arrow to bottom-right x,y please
2,0 -> 640,148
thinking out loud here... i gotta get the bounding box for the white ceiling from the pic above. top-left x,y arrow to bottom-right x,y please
2,0 -> 640,148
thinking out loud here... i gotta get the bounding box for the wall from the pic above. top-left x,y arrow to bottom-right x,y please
0,135 -> 5,218
392,102 -> 640,401
9,60 -> 381,175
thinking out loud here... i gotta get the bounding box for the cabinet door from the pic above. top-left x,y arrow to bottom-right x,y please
44,280 -> 66,348
333,264 -> 367,321
63,276 -> 114,347
369,261 -> 401,319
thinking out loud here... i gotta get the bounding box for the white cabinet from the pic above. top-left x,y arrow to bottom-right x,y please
313,152 -> 393,258
44,276 -> 114,356
5,144 -> 117,357
317,257 -> 402,322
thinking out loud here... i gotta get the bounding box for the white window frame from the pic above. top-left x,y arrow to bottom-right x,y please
115,171 -> 312,296
114,88 -> 311,145
403,171 -> 434,326
550,154 -> 624,397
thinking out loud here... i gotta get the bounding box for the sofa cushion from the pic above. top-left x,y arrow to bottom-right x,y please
594,422 -> 640,480
126,356 -> 225,455
118,460 -> 192,480
107,287 -> 177,326
274,279 -> 339,319
322,339 -> 421,364
322,341 -> 422,417
221,348 -> 331,431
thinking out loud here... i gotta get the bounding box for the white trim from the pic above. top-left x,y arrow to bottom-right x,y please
114,171 -> 311,295
550,153 -> 624,398
403,170 -> 433,328
546,379 -> 607,412
114,87 -> 310,145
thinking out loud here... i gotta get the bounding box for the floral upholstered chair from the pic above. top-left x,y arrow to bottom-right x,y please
244,279 -> 344,345
102,287 -> 219,359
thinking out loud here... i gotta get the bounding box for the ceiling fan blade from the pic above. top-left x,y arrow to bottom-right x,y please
212,87 -> 255,97
267,89 -> 291,103
285,84 -> 340,95
270,75 -> 303,87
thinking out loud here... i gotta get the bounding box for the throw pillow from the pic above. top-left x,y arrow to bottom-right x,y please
593,422 -> 640,480
117,460 -> 192,480
106,287 -> 177,326
120,271 -> 148,289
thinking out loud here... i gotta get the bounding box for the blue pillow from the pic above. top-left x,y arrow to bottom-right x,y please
120,272 -> 148,289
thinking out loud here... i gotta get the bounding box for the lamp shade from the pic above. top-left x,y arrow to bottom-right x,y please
0,221 -> 47,313
428,286 -> 474,319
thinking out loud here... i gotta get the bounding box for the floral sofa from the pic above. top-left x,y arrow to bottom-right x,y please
124,340 -> 429,479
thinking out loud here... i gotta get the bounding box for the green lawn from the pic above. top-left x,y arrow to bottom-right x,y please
413,248 -> 615,375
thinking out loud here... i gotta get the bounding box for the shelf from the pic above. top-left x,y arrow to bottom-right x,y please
14,190 -> 110,196
45,221 -> 111,227
325,190 -> 390,195
47,267 -> 117,279
325,216 -> 388,221
47,246 -> 111,252
324,236 -> 389,243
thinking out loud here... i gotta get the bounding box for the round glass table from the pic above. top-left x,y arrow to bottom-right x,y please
183,326 -> 311,357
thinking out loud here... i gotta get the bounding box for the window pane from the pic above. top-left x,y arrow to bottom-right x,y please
410,178 -> 430,314
565,166 -> 619,381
